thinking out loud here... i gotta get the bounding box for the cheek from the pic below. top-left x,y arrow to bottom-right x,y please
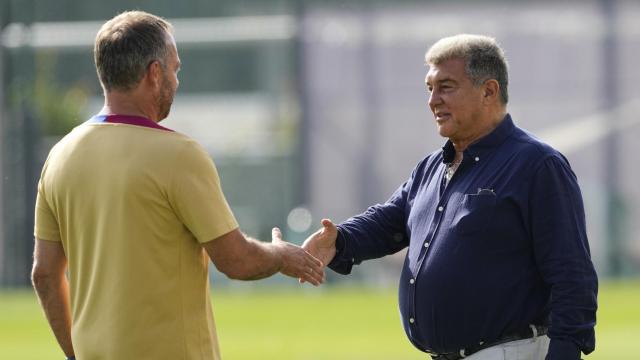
172,73 -> 179,88
449,98 -> 472,116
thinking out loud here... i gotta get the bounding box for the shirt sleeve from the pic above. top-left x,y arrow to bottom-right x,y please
529,155 -> 597,359
328,168 -> 414,275
168,141 -> 239,243
34,176 -> 61,242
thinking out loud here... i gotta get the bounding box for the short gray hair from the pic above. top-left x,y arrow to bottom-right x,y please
94,11 -> 173,92
425,34 -> 509,104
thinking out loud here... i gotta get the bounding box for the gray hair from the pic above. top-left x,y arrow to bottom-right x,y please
425,34 -> 509,104
94,11 -> 173,92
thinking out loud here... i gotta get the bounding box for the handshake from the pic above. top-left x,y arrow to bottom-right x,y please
206,218 -> 340,287
273,219 -> 339,286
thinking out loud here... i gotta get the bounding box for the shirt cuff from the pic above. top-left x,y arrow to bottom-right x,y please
327,228 -> 353,275
546,338 -> 581,360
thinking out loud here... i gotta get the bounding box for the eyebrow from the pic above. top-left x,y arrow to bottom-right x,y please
425,77 -> 457,86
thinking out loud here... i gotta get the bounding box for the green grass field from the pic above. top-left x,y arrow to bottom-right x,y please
0,281 -> 638,359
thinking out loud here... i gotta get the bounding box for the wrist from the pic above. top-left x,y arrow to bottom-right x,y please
270,242 -> 285,273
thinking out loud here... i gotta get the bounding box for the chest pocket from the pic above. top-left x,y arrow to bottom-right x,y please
452,191 -> 497,235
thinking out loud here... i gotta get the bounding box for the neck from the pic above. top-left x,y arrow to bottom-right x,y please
452,151 -> 463,164
101,90 -> 159,122
451,109 -> 506,153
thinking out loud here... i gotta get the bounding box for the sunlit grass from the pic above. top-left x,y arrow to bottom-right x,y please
0,280 -> 637,359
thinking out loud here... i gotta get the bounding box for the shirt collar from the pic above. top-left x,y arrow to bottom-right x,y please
87,114 -> 174,132
441,113 -> 515,164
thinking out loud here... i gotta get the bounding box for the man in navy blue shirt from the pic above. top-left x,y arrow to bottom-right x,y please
303,34 -> 597,360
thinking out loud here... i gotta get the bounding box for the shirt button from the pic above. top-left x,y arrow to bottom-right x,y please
409,278 -> 415,284
424,242 -> 430,248
475,156 -> 480,162
409,318 -> 415,324
437,206 -> 444,212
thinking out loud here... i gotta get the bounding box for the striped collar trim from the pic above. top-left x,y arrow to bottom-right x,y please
87,114 -> 173,132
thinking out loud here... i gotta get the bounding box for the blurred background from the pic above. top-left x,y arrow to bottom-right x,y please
1,0 -> 639,359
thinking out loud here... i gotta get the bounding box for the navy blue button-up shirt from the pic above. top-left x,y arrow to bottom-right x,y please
328,114 -> 597,359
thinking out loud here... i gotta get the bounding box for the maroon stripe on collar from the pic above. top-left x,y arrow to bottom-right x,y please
90,114 -> 174,132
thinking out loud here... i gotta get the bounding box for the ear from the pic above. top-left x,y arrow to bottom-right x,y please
482,79 -> 500,105
146,60 -> 163,90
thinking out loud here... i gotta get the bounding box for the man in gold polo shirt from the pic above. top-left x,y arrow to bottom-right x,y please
31,11 -> 324,360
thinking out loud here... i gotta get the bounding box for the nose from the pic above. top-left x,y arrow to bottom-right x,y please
428,89 -> 441,109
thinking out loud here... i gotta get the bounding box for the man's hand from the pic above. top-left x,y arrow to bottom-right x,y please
271,227 -> 326,286
300,219 -> 338,283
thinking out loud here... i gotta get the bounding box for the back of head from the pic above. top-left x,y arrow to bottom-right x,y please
425,34 -> 509,104
94,11 -> 173,92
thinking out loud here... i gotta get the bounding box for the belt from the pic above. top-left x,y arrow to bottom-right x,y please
428,324 -> 548,360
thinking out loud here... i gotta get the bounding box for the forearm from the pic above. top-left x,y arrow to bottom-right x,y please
33,274 -> 74,357
229,236 -> 282,280
329,204 -> 408,274
207,228 -> 323,285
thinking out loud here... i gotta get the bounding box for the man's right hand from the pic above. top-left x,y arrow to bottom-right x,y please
300,219 -> 338,283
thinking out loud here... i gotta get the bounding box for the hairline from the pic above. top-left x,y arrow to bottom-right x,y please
424,35 -> 509,104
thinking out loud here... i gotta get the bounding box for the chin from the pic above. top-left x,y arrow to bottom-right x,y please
437,126 -> 451,139
158,104 -> 172,122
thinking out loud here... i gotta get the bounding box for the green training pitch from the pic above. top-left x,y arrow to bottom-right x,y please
0,281 -> 637,359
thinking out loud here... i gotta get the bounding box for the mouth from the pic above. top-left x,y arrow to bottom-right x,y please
434,112 -> 451,122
